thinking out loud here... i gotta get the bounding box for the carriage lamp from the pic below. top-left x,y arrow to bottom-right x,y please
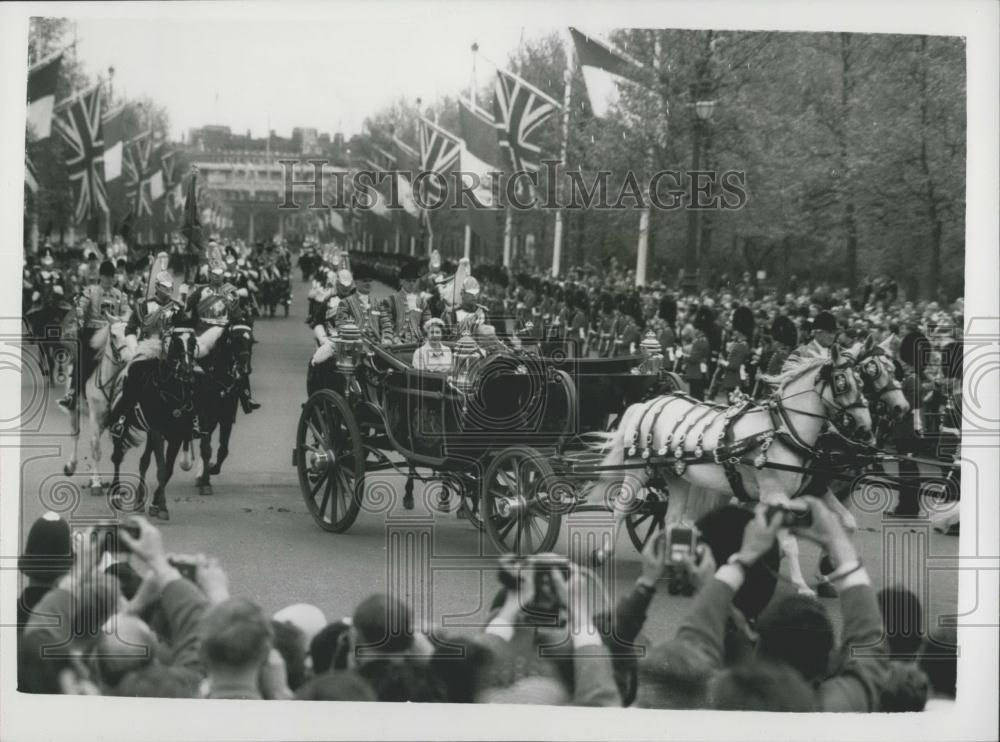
334,320 -> 363,382
452,333 -> 481,394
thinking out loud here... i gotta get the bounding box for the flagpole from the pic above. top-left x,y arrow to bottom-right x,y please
551,34 -> 575,278
635,32 -> 661,288
464,42 -> 479,262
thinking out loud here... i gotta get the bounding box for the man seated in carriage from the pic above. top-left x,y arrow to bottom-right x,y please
57,261 -> 129,413
309,269 -> 356,357
334,271 -> 383,343
380,259 -> 431,346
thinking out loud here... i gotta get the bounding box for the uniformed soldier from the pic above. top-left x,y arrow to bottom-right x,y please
335,272 -> 383,342
381,260 -> 431,345
124,271 -> 185,348
186,259 -> 260,413
717,305 -> 754,401
443,276 -> 489,340
57,261 -> 128,412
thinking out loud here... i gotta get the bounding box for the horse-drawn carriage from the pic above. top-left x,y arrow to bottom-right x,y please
292,325 -> 683,555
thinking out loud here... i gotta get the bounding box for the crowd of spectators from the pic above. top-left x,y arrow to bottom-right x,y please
18,495 -> 956,711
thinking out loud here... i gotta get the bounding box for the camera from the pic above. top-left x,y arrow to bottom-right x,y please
167,557 -> 198,582
497,554 -> 571,622
665,525 -> 697,564
765,503 -> 813,528
91,520 -> 141,555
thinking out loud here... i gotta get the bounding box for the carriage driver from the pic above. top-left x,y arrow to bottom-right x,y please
334,271 -> 383,342
308,269 -> 355,366
58,260 -> 128,413
380,259 -> 431,345
186,258 -> 261,413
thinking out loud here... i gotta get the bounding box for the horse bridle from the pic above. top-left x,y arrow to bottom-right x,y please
770,360 -> 870,450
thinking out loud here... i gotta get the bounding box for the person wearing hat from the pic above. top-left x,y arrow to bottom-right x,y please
444,276 -> 489,340
412,318 -> 452,373
380,259 -> 431,346
17,512 -> 73,634
891,331 -> 940,518
77,249 -> 102,287
715,306 -> 754,402
124,270 -> 185,350
786,309 -> 838,370
57,260 -> 128,413
334,269 -> 383,342
685,306 -> 715,400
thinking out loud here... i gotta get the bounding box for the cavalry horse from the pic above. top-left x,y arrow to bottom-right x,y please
193,323 -> 254,495
63,318 -> 134,494
109,326 -> 200,519
587,345 -> 874,594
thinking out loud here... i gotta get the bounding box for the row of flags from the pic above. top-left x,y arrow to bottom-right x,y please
346,27 -> 650,254
25,51 -> 205,245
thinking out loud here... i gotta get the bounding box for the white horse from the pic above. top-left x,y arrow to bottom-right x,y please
64,318 -> 135,494
587,346 -> 873,594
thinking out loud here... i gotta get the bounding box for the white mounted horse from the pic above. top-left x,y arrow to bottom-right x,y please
587,346 -> 873,594
64,318 -> 134,494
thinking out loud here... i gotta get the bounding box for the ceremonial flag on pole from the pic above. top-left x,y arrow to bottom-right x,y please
26,53 -> 62,140
392,134 -> 422,237
161,151 -> 178,225
458,100 -> 503,251
102,105 -> 125,181
417,116 -> 461,203
181,169 -> 203,252
493,68 -> 560,175
569,27 -> 647,118
54,85 -> 109,223
123,131 -> 154,217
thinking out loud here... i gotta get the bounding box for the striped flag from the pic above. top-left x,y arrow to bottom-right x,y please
123,132 -> 155,217
102,105 -> 126,181
493,68 -> 560,175
417,116 -> 461,203
54,85 -> 109,222
392,134 -> 422,235
161,151 -> 179,225
457,100 -> 502,209
26,53 -> 62,140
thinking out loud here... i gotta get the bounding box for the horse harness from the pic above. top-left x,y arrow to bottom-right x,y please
623,362 -> 868,502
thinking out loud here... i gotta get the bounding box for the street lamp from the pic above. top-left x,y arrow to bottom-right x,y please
682,87 -> 717,297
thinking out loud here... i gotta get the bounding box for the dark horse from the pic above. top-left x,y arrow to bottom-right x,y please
194,322 -> 254,496
109,327 -> 199,520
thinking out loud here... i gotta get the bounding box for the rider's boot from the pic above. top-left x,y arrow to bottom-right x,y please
110,414 -> 126,438
240,379 -> 261,413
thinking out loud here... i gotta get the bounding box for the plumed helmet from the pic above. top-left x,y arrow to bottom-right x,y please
208,259 -> 225,276
461,276 -> 481,297
770,315 -> 798,348
99,260 -> 116,278
40,250 -> 55,268
731,306 -> 755,340
337,269 -> 354,289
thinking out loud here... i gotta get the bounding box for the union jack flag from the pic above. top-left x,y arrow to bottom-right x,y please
123,131 -> 155,218
160,150 -> 179,225
418,116 -> 461,202
493,68 -> 559,175
54,86 -> 108,222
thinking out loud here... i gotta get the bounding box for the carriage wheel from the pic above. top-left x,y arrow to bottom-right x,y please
625,485 -> 669,553
481,447 -> 560,555
296,389 -> 365,532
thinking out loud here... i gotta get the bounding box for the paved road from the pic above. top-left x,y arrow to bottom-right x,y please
14,279 -> 959,642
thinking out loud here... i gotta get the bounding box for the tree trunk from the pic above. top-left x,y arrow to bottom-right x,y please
838,33 -> 859,291
917,35 -> 944,300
